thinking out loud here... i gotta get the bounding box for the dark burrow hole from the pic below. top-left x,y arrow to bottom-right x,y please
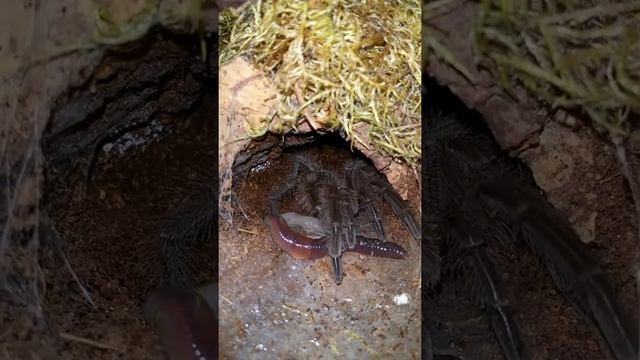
423,75 -> 637,360
219,131 -> 422,356
230,131 -> 417,275
230,132 -> 405,234
41,30 -> 216,359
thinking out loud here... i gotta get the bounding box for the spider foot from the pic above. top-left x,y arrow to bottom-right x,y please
330,256 -> 343,284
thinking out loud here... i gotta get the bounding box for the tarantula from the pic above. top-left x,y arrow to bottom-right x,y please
265,154 -> 420,284
424,115 -> 639,360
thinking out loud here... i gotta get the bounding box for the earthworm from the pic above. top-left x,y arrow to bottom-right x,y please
280,212 -> 326,239
264,214 -> 407,260
281,211 -> 381,239
144,288 -> 217,360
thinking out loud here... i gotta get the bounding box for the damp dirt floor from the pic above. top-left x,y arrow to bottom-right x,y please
218,135 -> 422,359
42,99 -> 215,359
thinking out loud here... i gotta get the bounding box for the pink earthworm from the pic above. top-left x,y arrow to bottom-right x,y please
264,214 -> 407,260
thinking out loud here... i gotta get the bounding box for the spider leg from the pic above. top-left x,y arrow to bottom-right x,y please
360,198 -> 387,242
352,218 -> 383,239
478,181 -> 639,360
373,176 -> 421,241
347,160 -> 421,241
267,160 -> 301,215
326,191 -> 348,284
423,308 -> 466,360
292,153 -> 322,172
447,213 -> 526,360
346,161 -> 387,243
316,180 -> 349,284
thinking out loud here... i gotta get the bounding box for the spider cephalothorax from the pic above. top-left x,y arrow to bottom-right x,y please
266,153 -> 420,284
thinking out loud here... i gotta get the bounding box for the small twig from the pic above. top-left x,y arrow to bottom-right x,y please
220,294 -> 234,305
233,193 -> 250,221
237,227 -> 259,236
59,332 -> 124,353
41,216 -> 98,310
540,1 -> 640,25
597,171 -> 621,184
294,80 -> 321,130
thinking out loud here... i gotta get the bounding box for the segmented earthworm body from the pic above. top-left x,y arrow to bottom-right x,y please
264,215 -> 327,260
264,214 -> 407,260
144,288 -> 217,360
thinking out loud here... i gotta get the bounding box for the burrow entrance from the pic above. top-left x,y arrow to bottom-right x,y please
218,132 -> 422,358
41,30 -> 216,359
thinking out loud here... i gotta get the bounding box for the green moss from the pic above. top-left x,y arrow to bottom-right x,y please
220,0 -> 422,165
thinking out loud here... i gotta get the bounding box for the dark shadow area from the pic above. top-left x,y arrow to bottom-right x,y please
422,74 -> 636,360
40,29 -> 217,359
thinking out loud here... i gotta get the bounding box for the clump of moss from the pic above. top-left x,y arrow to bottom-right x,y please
220,0 -> 422,165
474,0 -> 640,138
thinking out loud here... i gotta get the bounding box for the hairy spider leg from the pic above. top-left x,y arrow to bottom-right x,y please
345,162 -> 387,245
336,184 -> 360,250
427,117 -> 526,360
348,159 -> 421,242
267,160 -> 301,215
372,176 -> 421,241
323,187 -> 346,284
330,255 -> 343,285
446,214 -> 526,360
478,181 -> 639,360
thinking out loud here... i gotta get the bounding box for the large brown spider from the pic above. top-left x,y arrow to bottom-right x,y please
265,153 -> 420,284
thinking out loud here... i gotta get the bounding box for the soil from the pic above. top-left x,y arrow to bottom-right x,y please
218,134 -> 422,359
40,32 -> 216,359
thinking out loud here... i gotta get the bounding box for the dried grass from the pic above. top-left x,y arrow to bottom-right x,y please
474,0 -> 640,138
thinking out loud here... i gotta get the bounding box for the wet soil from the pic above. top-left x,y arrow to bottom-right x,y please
218,134 -> 422,359
42,107 -> 215,359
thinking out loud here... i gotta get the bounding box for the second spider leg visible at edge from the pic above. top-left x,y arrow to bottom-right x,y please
345,160 -> 421,242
